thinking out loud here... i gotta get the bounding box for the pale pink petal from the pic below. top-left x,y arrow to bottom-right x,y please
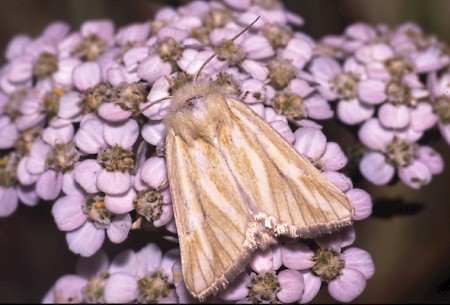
355,44 -> 393,63
358,118 -> 393,151
66,221 -> 105,257
104,272 -> 138,303
241,59 -> 268,81
98,103 -> 132,122
438,122 -> 450,145
97,170 -> 131,195
153,203 -> 174,228
53,58 -> 81,88
293,127 -> 327,160
0,116 -> 18,149
157,26 -> 189,41
289,79 -> 314,97
346,188 -> 372,221
136,243 -> 162,276
5,34 -> 31,60
410,102 -> 438,132
304,94 -> 333,120
17,157 -> 39,185
359,152 -> 395,185
141,121 -> 168,146
337,99 -> 374,125
250,247 -> 276,273
343,248 -> 375,280
116,22 -> 150,45
103,119 -> 139,149
241,35 -> 274,60
378,104 -> 410,129
137,55 -> 171,84
140,156 -> 167,189
73,159 -> 101,193
74,118 -> 105,154
104,187 -> 136,214
321,142 -> 347,171
27,140 -> 50,174
73,62 -> 102,91
322,171 -> 353,192
62,171 -> 84,196
276,269 -> 304,303
328,268 -> 366,302
345,23 -> 376,41
0,187 -> 18,217
417,146 -> 444,174
299,271 -> 321,304
107,213 -> 132,243
58,91 -> 82,119
398,160 -> 432,189
36,170 -> 63,200
309,56 -> 341,83
42,124 -> 74,145
16,184 -> 39,206
281,37 -> 313,69
264,107 -> 287,123
51,195 -> 87,231
358,79 -> 387,105
281,242 -> 315,270
81,19 -> 114,40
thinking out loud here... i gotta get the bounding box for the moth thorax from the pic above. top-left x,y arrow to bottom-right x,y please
165,82 -> 232,144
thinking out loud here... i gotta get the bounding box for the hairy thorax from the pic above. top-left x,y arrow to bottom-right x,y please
164,81 -> 233,144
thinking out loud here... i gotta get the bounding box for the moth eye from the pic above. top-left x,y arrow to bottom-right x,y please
185,95 -> 204,110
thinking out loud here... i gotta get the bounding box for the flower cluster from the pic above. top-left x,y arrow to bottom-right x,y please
312,22 -> 447,188
43,232 -> 374,304
2,0 -> 448,303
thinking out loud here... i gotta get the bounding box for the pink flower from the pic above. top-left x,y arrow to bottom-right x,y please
359,118 -> 443,188
309,232 -> 375,303
52,170 -> 132,257
74,117 -> 139,196
309,55 -> 377,125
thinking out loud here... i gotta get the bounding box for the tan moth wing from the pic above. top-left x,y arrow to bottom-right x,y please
165,87 -> 353,301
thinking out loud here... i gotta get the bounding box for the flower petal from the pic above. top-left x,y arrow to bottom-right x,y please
328,268 -> 366,303
107,213 -> 132,243
276,269 -> 304,303
66,221 -> 105,257
36,170 -> 63,200
104,187 -> 136,214
281,242 -> 315,270
293,127 -> 327,160
359,152 -> 395,185
343,247 -> 375,280
73,159 -> 101,193
398,160 -> 432,189
51,195 -> 86,231
104,272 -> 138,303
97,170 -> 131,195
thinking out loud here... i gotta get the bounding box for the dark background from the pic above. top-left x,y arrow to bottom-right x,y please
0,0 -> 449,303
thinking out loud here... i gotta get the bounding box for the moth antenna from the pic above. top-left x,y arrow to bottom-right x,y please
194,16 -> 261,82
137,95 -> 173,115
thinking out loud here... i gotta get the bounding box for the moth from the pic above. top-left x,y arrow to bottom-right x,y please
143,17 -> 354,301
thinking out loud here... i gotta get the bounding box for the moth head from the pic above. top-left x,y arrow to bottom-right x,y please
164,81 -> 232,144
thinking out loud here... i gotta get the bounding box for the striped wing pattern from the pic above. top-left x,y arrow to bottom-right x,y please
166,98 -> 353,300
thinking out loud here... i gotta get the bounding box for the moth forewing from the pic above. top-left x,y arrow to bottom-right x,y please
164,81 -> 354,301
